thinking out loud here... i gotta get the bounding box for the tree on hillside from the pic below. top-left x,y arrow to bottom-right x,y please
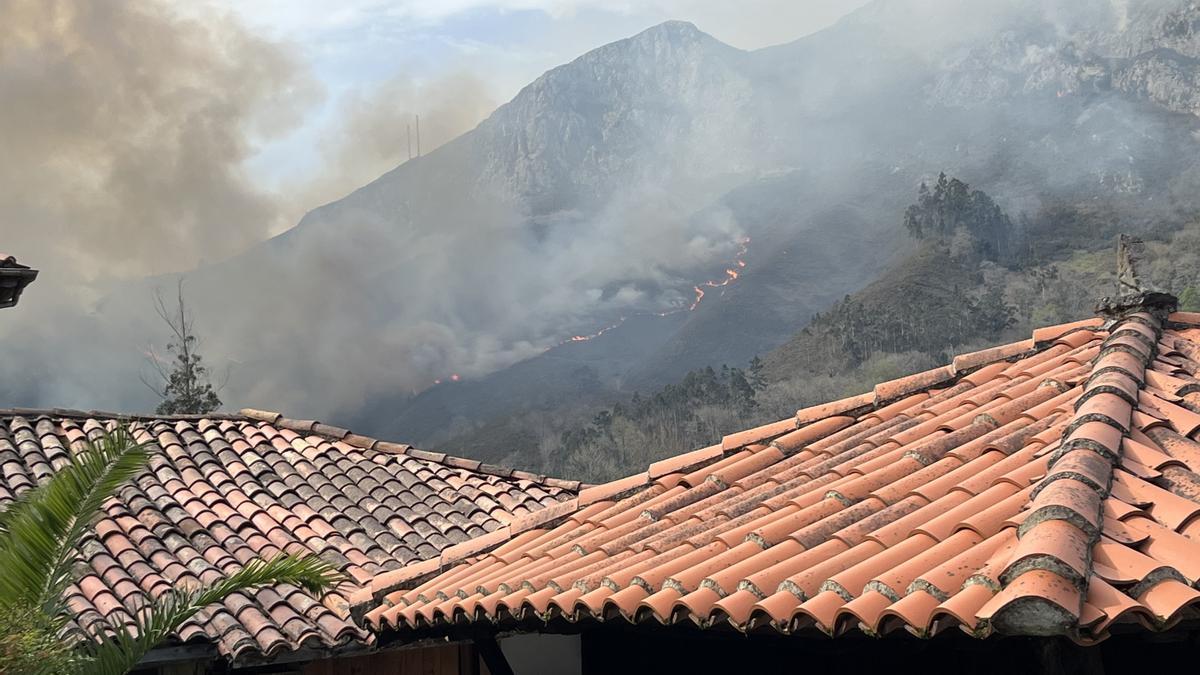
0,430 -> 341,675
142,281 -> 223,415
748,356 -> 767,392
555,358 -> 772,481
902,172 -> 1014,260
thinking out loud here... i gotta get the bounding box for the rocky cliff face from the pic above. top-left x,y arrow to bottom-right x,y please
469,21 -> 759,213
258,0 -> 1200,435
931,1 -> 1200,117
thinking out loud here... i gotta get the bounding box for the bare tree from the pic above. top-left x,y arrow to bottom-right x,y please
141,280 -> 223,415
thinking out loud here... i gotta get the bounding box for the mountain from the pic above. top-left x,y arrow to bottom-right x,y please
337,0 -> 1200,445
14,1 -> 1200,456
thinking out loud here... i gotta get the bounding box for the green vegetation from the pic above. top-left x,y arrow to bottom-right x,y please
903,172 -> 1014,261
552,362 -> 766,480
0,604 -> 77,675
0,430 -> 341,675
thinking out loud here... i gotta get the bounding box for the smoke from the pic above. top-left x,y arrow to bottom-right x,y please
201,181 -> 748,415
307,71 -> 498,207
0,0 -> 320,282
0,0 -> 509,413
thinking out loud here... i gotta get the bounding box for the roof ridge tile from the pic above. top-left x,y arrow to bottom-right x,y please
983,310 -> 1163,637
952,339 -> 1036,374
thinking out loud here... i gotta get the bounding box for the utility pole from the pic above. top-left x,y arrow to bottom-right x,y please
407,123 -> 412,161
416,114 -> 421,157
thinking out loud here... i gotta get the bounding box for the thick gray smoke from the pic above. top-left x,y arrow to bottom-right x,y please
0,0 -> 313,407
0,0 -> 318,280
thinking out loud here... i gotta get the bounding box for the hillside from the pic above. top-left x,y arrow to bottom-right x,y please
763,245 -> 983,380
477,187 -> 1200,482
359,0 -> 1200,446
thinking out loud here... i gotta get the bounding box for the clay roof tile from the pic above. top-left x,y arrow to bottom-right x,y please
362,308 -> 1200,643
0,408 -> 575,664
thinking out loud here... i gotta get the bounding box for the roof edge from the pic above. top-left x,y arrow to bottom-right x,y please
0,406 -> 582,493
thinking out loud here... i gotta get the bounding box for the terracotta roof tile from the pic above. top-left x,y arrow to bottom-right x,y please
364,309 -> 1200,644
0,409 -> 574,664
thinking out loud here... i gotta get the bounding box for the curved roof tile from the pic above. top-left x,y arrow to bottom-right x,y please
0,408 -> 576,663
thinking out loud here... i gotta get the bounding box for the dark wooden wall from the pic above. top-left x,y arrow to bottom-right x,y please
301,644 -> 475,675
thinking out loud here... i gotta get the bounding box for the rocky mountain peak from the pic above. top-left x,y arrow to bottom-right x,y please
626,19 -> 709,45
469,19 -> 753,212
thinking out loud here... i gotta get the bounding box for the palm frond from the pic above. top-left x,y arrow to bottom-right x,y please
82,555 -> 343,675
0,429 -> 148,615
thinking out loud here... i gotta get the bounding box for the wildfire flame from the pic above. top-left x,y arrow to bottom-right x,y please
431,237 -> 751,386
561,236 -> 750,343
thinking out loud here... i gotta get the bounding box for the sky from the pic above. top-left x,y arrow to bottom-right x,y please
189,0 -> 872,217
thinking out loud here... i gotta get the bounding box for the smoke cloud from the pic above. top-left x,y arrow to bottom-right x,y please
0,0 -> 507,412
308,71 -> 498,208
0,0 -> 320,282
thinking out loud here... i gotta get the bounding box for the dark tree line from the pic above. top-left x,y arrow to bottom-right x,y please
903,172 -> 1015,260
803,284 -> 1013,368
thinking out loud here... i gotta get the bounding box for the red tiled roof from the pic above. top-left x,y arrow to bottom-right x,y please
360,309 -> 1200,643
0,408 -> 577,663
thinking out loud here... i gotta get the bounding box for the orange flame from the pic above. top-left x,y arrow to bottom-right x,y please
432,236 -> 752,386
562,236 -> 751,343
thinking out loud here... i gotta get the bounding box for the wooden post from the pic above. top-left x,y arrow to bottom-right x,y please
1116,233 -> 1144,295
474,635 -> 514,675
1095,233 -> 1177,318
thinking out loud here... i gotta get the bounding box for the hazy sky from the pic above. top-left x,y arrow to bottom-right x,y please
190,0 -> 872,209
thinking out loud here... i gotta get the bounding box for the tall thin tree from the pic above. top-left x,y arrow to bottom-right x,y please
142,281 -> 222,415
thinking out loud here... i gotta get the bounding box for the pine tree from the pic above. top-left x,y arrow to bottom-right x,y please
728,368 -> 757,415
143,282 -> 222,415
748,355 -> 767,392
900,172 -> 1014,260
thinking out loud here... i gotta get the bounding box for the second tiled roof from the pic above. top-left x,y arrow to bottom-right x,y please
359,310 -> 1200,643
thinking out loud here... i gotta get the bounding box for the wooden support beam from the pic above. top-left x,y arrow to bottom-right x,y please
474,635 -> 514,675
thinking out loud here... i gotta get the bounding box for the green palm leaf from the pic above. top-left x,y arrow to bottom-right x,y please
0,429 -> 148,615
0,427 -> 343,675
81,555 -> 344,675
